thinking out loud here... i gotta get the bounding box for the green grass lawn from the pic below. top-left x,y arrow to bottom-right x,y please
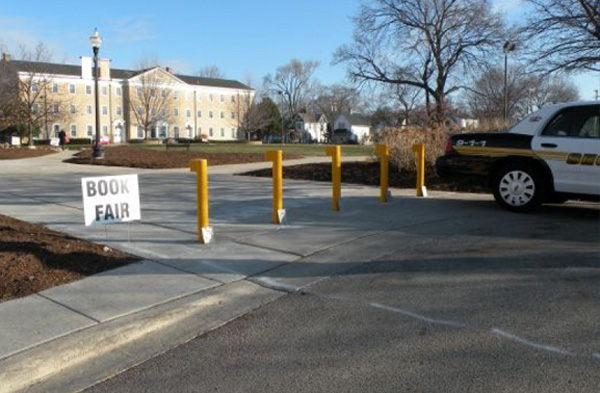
109,142 -> 375,157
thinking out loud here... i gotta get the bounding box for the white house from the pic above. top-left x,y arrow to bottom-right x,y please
333,113 -> 371,144
294,113 -> 327,143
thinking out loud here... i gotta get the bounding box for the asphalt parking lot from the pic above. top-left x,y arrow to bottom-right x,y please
1,153 -> 599,392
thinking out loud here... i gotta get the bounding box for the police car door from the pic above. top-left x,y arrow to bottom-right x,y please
531,104 -> 600,196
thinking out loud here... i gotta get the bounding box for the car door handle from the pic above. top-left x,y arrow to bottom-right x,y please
541,143 -> 557,148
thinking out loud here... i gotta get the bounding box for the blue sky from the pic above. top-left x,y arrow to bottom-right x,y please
1,0 -> 598,99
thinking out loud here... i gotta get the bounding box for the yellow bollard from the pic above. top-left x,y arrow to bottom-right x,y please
265,150 -> 284,224
326,145 -> 342,212
189,159 -> 212,243
376,144 -> 389,203
412,143 -> 427,197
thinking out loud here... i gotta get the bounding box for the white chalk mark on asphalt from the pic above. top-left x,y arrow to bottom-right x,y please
491,328 -> 574,356
370,302 -> 468,329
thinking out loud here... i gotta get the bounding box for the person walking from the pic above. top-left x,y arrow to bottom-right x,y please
58,129 -> 67,150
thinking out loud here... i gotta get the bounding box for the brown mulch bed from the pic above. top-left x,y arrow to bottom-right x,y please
244,161 -> 489,193
0,146 -> 58,159
64,146 -> 303,169
0,214 -> 140,303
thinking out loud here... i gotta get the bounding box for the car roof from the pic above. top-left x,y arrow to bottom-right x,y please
508,101 -> 600,136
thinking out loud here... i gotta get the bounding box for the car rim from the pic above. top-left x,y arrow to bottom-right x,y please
499,170 -> 535,207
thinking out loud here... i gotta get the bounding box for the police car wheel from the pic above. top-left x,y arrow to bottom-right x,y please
493,164 -> 544,212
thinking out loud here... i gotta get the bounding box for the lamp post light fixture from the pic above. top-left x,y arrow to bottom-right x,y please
503,41 -> 516,124
90,28 -> 104,159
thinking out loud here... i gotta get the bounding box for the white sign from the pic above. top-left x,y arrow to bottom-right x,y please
81,174 -> 141,226
11,136 -> 21,146
50,137 -> 60,147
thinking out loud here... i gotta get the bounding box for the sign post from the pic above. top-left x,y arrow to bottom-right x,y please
81,174 -> 141,226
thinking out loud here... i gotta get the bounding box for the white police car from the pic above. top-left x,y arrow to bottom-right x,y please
436,102 -> 600,211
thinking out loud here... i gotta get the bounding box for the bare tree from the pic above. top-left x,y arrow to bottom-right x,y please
311,84 -> 360,125
263,59 -> 319,123
0,43 -> 71,145
465,66 -> 580,121
196,65 -> 225,79
334,0 -> 505,125
521,0 -> 600,72
125,59 -> 174,140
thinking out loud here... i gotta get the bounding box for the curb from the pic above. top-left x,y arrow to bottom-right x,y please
0,281 -> 283,393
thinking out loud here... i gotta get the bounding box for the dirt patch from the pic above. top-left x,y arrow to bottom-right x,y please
244,161 -> 489,193
64,146 -> 303,169
0,146 -> 59,160
0,214 -> 140,303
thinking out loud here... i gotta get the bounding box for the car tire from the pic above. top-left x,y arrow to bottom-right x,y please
493,164 -> 545,212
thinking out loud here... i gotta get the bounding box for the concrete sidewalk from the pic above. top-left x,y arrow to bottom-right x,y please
0,150 -> 392,393
1,151 -> 595,393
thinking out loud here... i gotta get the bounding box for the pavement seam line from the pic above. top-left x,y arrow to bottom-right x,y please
35,293 -> 101,324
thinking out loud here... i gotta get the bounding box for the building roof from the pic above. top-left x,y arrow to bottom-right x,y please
339,113 -> 371,126
296,112 -> 326,123
1,60 -> 253,90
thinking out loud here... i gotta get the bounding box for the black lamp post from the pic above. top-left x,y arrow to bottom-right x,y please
90,28 -> 104,159
503,41 -> 516,124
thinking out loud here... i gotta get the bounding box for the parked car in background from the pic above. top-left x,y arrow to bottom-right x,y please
436,102 -> 600,211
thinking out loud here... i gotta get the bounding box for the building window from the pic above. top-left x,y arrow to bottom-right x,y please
197,110 -> 202,118
86,85 -> 92,95
137,107 -> 143,115
137,126 -> 144,138
137,87 -> 143,97
209,127 -> 213,137
161,108 -> 166,117
150,88 -> 156,97
209,111 -> 213,119
197,93 -> 202,102
197,126 -> 202,135
116,106 -> 122,116
186,109 -> 191,118
102,86 -> 108,96
52,83 -> 58,93
70,104 -> 77,114
116,87 -> 122,96
161,89 -> 166,98
220,128 -> 225,137
174,126 -> 180,139
220,111 -> 225,119
53,103 -> 60,114
151,108 -> 156,116
220,94 -> 224,103
70,124 -> 77,137
69,84 -> 76,94
87,125 -> 93,137
173,108 -> 179,117
209,94 -> 213,102
102,125 -> 109,135
174,91 -> 179,100
102,106 -> 108,115
31,83 -> 38,93
53,124 -> 60,137
86,105 -> 92,115
231,95 -> 236,103
231,112 -> 236,119
231,128 -> 236,138
32,103 -> 40,114
159,126 -> 167,138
